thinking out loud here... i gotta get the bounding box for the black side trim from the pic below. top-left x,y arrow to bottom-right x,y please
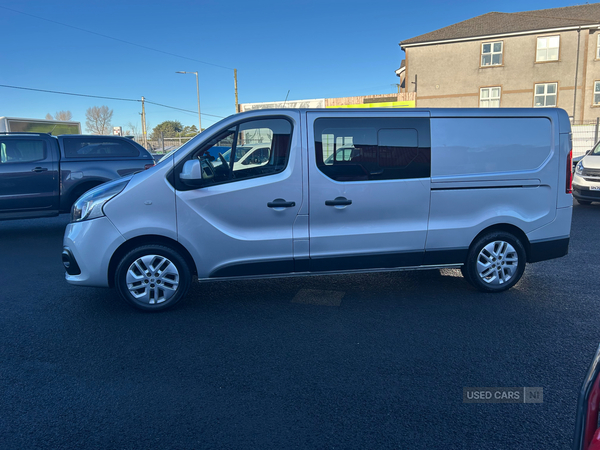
294,258 -> 310,273
210,259 -> 294,278
528,237 -> 569,263
309,251 -> 423,272
422,248 -> 468,265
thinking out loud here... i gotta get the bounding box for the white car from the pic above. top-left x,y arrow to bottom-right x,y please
573,143 -> 600,205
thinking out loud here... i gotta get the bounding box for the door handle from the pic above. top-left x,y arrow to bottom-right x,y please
267,198 -> 296,208
32,167 -> 48,173
325,197 -> 352,206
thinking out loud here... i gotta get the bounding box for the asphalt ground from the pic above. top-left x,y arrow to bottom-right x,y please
1,202 -> 599,449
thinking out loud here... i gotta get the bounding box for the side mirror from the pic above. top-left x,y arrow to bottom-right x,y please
180,159 -> 211,187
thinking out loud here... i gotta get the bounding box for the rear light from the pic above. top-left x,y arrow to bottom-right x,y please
567,149 -> 573,194
144,163 -> 155,170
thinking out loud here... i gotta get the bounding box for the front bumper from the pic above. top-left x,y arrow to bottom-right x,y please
573,185 -> 600,202
63,216 -> 125,287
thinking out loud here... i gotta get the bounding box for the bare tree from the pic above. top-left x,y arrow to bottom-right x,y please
54,110 -> 73,121
125,121 -> 142,141
85,106 -> 113,135
45,113 -> 53,120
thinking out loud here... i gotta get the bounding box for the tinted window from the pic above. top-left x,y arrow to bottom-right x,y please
190,118 -> 292,186
63,138 -> 140,158
314,117 -> 431,181
0,139 -> 46,163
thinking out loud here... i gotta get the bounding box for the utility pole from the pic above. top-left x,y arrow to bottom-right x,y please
195,72 -> 202,131
176,71 -> 202,132
141,96 -> 147,149
234,68 -> 239,113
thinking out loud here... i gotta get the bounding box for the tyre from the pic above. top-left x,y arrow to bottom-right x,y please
576,199 -> 592,205
460,265 -> 472,285
115,244 -> 191,311
463,231 -> 526,293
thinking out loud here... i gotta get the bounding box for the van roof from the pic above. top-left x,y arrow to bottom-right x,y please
234,107 -> 572,134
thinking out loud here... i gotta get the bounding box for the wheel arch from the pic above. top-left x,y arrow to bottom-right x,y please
108,235 -> 198,288
468,223 -> 531,261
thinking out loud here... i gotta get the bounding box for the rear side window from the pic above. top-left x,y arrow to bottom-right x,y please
314,117 -> 431,181
63,138 -> 140,158
430,118 -> 552,177
0,139 -> 46,163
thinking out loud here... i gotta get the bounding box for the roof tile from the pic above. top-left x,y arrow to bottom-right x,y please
401,3 -> 600,46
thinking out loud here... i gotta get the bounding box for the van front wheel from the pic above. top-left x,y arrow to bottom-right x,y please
115,245 -> 191,311
464,232 -> 526,293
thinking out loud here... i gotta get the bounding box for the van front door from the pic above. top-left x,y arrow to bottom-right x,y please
307,111 -> 431,272
175,114 -> 303,279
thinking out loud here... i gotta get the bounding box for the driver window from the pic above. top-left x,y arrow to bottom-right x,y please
193,118 -> 292,186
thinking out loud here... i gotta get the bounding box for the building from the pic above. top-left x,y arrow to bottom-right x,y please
399,3 -> 600,121
238,92 -> 416,112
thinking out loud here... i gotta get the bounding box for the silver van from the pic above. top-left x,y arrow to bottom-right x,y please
63,108 -> 573,311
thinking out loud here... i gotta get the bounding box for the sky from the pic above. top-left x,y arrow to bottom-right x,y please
0,0 -> 589,134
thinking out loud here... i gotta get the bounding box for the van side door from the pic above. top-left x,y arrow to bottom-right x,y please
307,111 -> 431,271
0,135 -> 59,217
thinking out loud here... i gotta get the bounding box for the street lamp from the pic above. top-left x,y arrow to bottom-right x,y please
175,71 -> 201,132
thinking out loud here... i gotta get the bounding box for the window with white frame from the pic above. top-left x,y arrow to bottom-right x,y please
481,41 -> 503,66
536,36 -> 559,62
594,81 -> 600,105
597,35 -> 600,59
534,83 -> 557,107
480,87 -> 501,107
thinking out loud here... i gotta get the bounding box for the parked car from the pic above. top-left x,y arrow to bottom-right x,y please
63,108 -> 573,311
573,344 -> 600,450
0,133 -> 154,220
573,141 -> 600,205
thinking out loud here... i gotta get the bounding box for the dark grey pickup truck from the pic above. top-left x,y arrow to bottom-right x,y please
0,133 -> 154,220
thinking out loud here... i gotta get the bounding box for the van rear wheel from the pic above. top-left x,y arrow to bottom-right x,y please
115,244 -> 191,311
464,231 -> 526,293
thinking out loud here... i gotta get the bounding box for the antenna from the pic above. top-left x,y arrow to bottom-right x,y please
283,90 -> 290,107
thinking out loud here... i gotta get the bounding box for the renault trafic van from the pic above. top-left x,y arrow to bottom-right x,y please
63,108 -> 573,311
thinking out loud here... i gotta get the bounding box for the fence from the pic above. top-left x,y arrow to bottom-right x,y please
571,119 -> 600,158
134,135 -> 197,154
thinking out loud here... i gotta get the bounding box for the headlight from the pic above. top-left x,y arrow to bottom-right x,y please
575,161 -> 584,175
71,177 -> 130,222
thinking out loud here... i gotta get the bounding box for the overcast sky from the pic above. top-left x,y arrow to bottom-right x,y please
0,0 -> 586,133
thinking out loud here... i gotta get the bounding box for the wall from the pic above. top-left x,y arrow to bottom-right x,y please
404,29 -> 600,121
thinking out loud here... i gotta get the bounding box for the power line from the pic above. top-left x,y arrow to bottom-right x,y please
145,100 -> 224,118
0,84 -> 225,119
0,5 -> 234,71
0,84 -> 138,102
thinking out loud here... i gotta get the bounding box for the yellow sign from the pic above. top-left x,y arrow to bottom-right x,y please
327,101 -> 415,108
